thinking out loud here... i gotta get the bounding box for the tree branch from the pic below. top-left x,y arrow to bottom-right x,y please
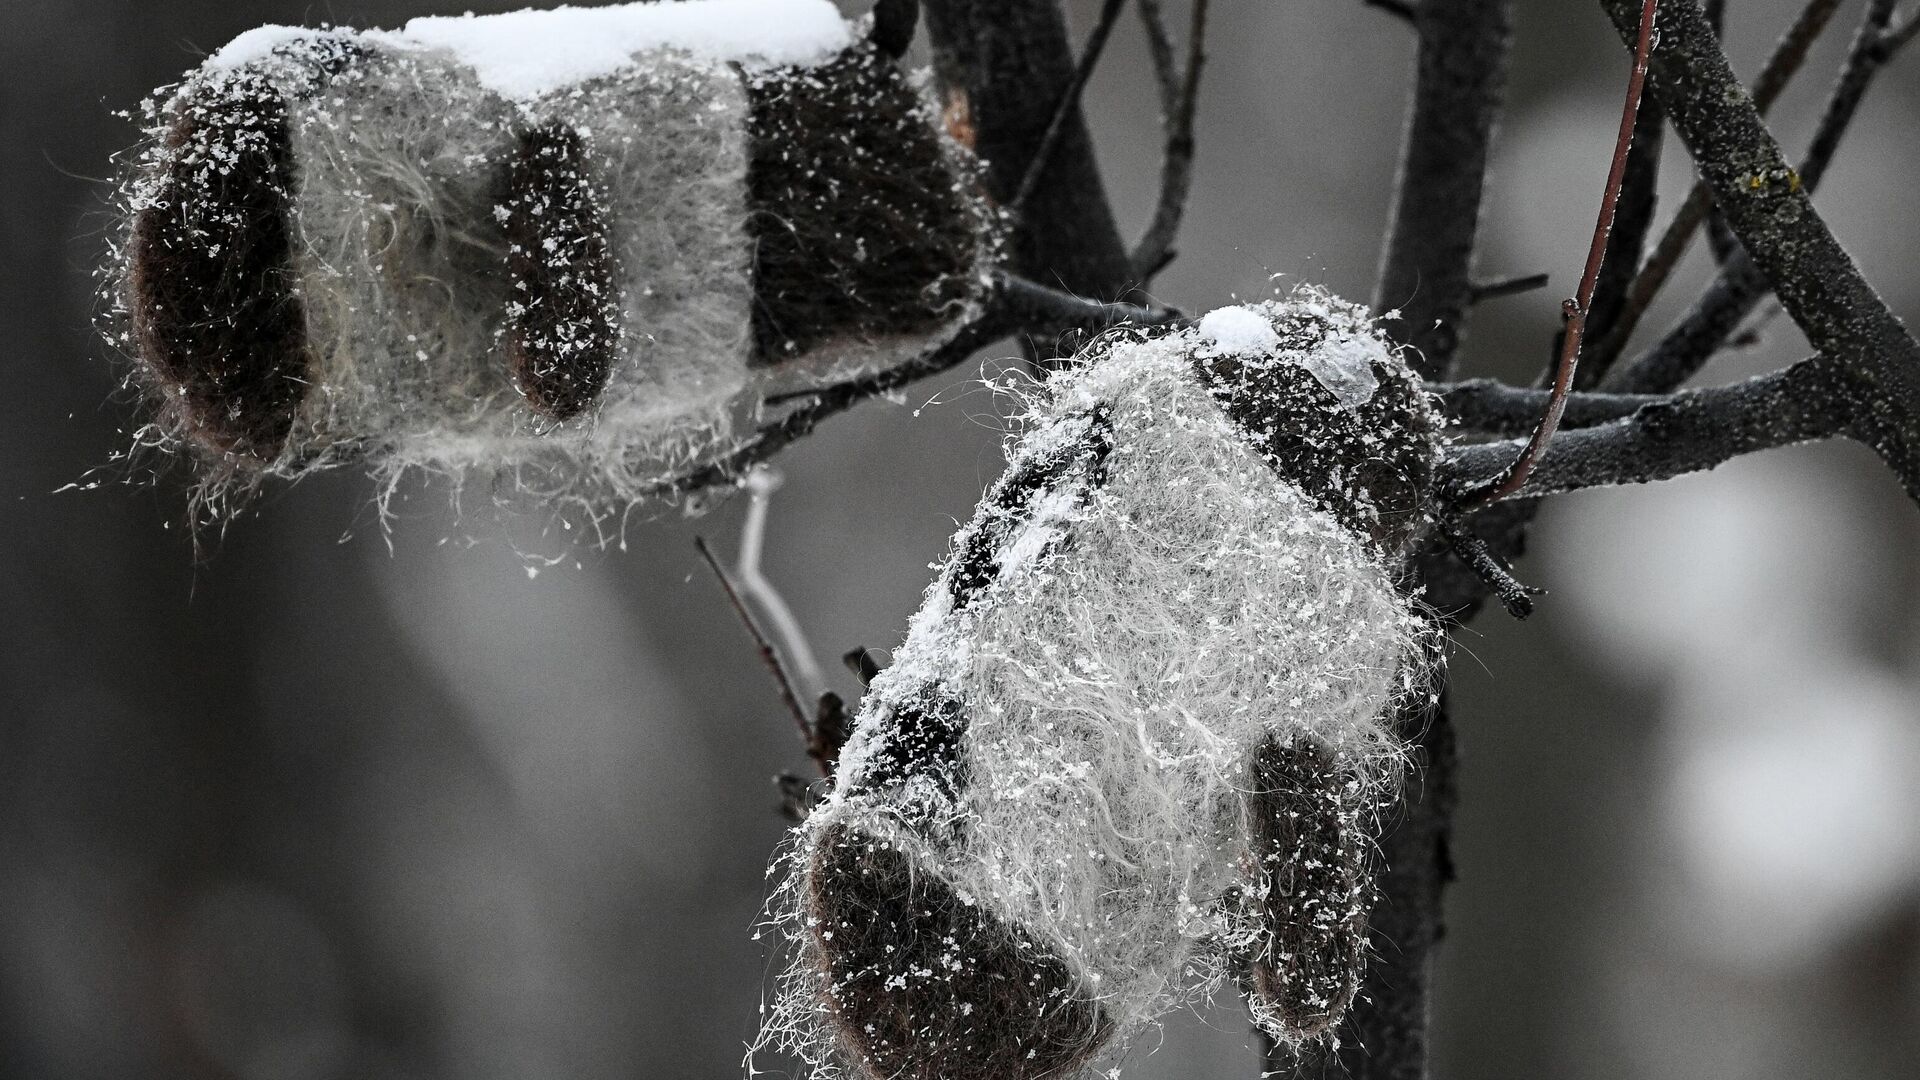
1582,87 -> 1662,356
1469,271 -> 1550,304
1603,0 -> 1915,396
1444,358 -> 1856,499
1585,0 -> 1846,376
695,535 -> 823,771
1436,379 -> 1659,434
1364,0 -> 1419,23
1885,6 -> 1920,53
1131,0 -> 1212,280
659,275 -> 1181,496
1597,0 -> 1920,493
1373,0 -> 1515,381
1009,0 -> 1129,215
1604,254 -> 1768,392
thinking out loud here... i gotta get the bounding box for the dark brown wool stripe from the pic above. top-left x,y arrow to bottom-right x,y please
948,407 -> 1112,612
742,43 -> 977,367
128,74 -> 308,461
502,123 -> 621,422
833,695 -> 970,808
1243,738 -> 1372,1038
807,823 -> 1111,1080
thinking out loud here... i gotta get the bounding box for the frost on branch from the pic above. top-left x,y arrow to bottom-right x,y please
763,291 -> 1443,1078
105,0 -> 996,517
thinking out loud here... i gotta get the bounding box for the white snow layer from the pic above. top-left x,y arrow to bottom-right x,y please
209,0 -> 854,99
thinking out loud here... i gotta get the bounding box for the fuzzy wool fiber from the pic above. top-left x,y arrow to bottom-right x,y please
767,295 -> 1440,1078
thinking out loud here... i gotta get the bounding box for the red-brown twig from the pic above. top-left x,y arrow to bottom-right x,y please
1464,0 -> 1659,507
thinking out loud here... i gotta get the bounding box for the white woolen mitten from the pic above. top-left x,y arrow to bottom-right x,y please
109,0 -> 993,509
769,290 -> 1443,1080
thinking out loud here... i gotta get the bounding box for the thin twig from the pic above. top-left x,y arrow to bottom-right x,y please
1604,254 -> 1768,393
660,274 -> 1182,495
1136,0 -> 1179,119
1440,519 -> 1541,619
661,318 -> 1007,496
1586,0 -> 1846,374
1581,81 -> 1662,357
1801,0 -> 1901,192
1469,272 -> 1550,304
997,272 -> 1187,332
695,535 -> 825,773
1885,6 -> 1920,52
1130,0 -> 1212,279
1703,203 -> 1741,266
1463,0 -> 1659,508
1009,0 -> 1129,216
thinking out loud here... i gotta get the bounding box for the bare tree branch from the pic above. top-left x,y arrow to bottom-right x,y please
1136,0 -> 1180,116
1440,518 -> 1541,618
1373,0 -> 1514,381
695,535 -> 824,772
1446,358 -> 1845,497
1886,6 -> 1920,52
1582,85 -> 1662,356
1131,0 -> 1212,280
1009,0 -> 1129,215
661,275 -> 1182,496
1469,271 -> 1550,303
1597,0 -> 1920,493
995,272 -> 1187,330
1605,254 -> 1769,392
1436,379 -> 1659,434
1585,0 -> 1846,375
1605,0 -> 1914,395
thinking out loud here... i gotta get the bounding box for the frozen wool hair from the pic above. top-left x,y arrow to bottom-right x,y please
107,0 -> 992,510
766,290 -> 1443,1078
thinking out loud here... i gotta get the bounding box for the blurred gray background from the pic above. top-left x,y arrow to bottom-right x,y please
4,1 -> 1918,1078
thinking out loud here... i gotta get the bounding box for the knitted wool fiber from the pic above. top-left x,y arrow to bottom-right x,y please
108,2 -> 991,514
766,291 -> 1441,1078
